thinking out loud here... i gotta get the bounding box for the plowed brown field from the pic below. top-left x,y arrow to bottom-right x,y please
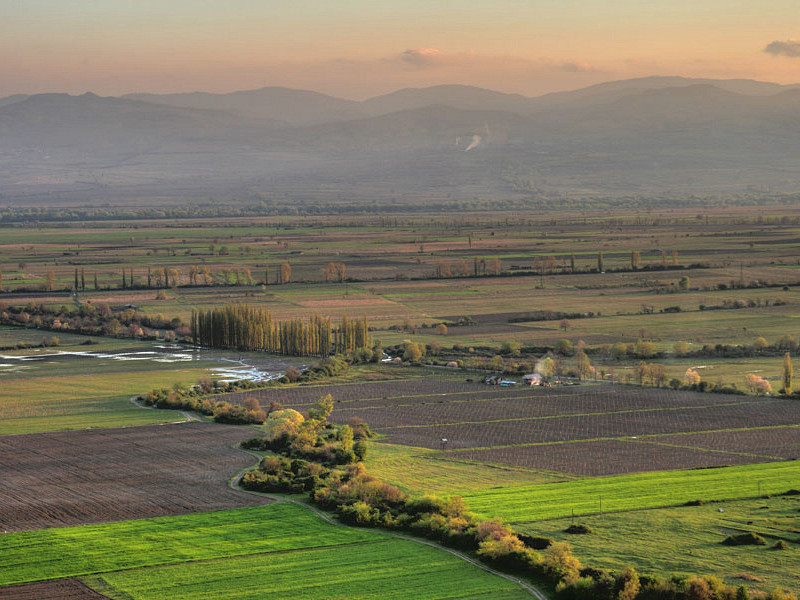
0,579 -> 107,599
0,422 -> 269,531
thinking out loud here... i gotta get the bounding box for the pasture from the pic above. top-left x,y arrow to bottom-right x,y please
522,496 -> 800,594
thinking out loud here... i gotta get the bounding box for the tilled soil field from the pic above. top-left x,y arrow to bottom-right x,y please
222,378 -> 800,475
0,579 -> 107,599
451,440 -> 776,477
641,426 -> 800,459
0,422 -> 269,532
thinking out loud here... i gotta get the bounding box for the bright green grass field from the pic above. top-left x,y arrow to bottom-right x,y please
0,503 -> 530,600
462,461 -> 800,522
93,539 -> 530,600
519,496 -> 800,593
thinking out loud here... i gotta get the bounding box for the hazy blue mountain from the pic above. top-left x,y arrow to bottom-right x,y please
125,87 -> 360,126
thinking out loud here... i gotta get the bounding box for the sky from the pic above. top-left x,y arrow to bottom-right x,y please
2,0 -> 800,99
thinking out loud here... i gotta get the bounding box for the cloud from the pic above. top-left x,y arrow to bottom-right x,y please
398,48 -> 445,68
763,39 -> 800,58
559,59 -> 598,73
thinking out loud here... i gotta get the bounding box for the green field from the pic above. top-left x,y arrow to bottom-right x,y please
0,330 -> 209,434
364,442 -> 562,495
0,502 -> 530,599
521,496 -> 800,593
462,461 -> 800,522
93,540 -> 530,600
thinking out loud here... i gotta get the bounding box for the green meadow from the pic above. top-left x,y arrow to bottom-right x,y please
0,502 -> 530,599
462,461 -> 800,522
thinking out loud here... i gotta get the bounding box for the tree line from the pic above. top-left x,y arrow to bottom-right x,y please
191,304 -> 371,357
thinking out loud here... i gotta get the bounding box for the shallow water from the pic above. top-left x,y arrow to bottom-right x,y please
0,344 -> 300,381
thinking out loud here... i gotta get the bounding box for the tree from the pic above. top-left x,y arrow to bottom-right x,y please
501,340 -> 521,356
673,341 -> 690,356
280,263 -> 291,284
649,363 -> 667,387
754,336 -> 768,352
685,368 -> 701,386
560,319 -> 569,331
633,339 -> 657,358
634,361 -> 650,385
678,276 -> 690,290
597,252 -> 604,272
610,341 -> 628,360
575,350 -> 592,380
554,339 -> 573,356
783,352 -> 793,394
46,269 -> 55,291
0,268 -> 3,292
94,273 -> 99,290
488,257 -> 502,276
630,251 -> 640,270
435,323 -> 448,336
403,341 -> 424,362
570,253 -> 576,273
617,567 -> 640,600
80,268 -> 85,290
537,356 -> 556,379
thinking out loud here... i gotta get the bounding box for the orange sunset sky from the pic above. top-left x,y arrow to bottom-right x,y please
2,0 -> 800,98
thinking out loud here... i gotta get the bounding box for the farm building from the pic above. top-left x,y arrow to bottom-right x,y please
523,373 -> 543,386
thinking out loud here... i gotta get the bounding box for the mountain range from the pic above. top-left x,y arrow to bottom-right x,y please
2,76 -> 800,204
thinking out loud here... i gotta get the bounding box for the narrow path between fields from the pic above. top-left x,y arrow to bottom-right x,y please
227,447 -> 549,600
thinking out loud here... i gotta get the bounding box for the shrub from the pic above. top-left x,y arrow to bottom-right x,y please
773,540 -> 789,550
722,532 -> 766,546
518,534 -> 554,550
565,523 -> 593,534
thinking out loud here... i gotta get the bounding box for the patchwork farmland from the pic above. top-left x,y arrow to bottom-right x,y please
219,377 -> 800,476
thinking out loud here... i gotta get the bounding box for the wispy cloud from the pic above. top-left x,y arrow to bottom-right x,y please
398,48 -> 445,68
763,39 -> 800,58
559,59 -> 598,73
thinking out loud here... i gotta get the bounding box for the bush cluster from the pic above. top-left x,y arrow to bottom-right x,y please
139,386 -> 266,424
0,301 -> 187,340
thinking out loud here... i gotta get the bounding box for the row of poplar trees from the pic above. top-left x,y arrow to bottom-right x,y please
190,304 -> 371,357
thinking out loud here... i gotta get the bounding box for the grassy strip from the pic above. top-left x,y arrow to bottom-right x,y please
0,504 -> 376,586
462,461 -> 800,522
91,540 -> 532,600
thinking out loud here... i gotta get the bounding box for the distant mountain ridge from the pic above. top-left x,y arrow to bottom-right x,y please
2,76 -> 800,201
